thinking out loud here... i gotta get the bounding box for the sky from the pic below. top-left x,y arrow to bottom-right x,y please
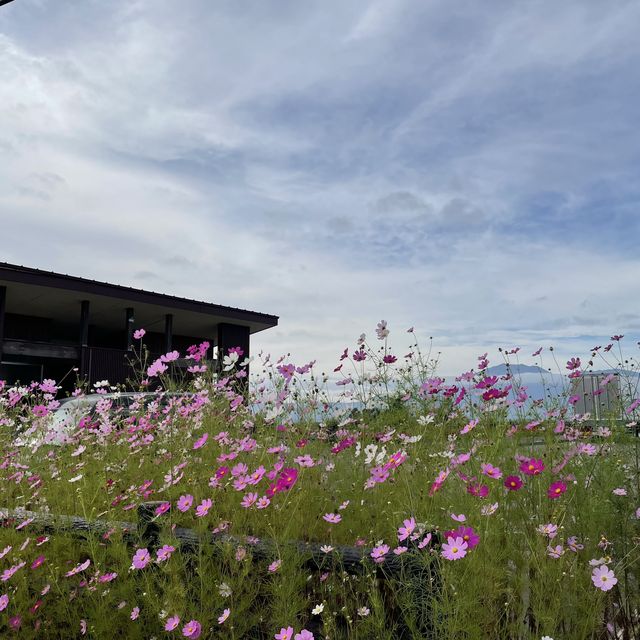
1,0 -> 639,378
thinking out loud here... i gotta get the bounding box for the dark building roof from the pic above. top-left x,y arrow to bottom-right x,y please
0,262 -> 278,337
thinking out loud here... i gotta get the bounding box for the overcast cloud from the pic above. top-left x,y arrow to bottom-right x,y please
1,0 -> 639,376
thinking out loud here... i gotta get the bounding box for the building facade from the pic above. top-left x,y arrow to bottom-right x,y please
0,262 -> 278,388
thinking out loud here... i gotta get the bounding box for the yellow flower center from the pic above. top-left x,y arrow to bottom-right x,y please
452,547 -> 459,553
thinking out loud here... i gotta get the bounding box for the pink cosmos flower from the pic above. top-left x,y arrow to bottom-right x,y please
218,609 -> 230,624
444,526 -> 480,549
393,546 -> 408,555
131,549 -> 151,570
451,513 -> 466,522
548,481 -> 567,499
195,498 -> 213,517
182,619 -> 202,638
612,488 -> 627,496
80,619 -> 87,635
568,536 -> 584,552
257,496 -> 271,509
156,545 -> 175,563
193,433 -> 208,450
481,463 -> 502,479
241,492 -> 258,508
165,616 -> 180,631
547,545 -> 564,558
537,523 -> 558,539
295,631 -> 315,640
323,513 -> 342,524
268,559 -> 282,573
65,559 -> 91,577
8,616 -> 21,630
155,502 -> 171,516
442,536 -> 468,561
0,594 -> 8,611
133,329 -> 145,339
131,606 -> 140,621
592,566 -> 617,591
31,555 -> 46,569
520,458 -> 545,476
418,533 -> 432,549
504,475 -> 522,491
370,544 -> 390,563
177,495 -> 194,512
275,628 -> 294,640
397,517 -> 416,542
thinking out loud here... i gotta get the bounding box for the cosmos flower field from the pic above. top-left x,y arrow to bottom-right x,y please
0,324 -> 639,639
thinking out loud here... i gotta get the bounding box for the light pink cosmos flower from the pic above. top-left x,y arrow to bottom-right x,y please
165,616 -> 180,631
393,546 -> 408,555
195,498 -> 212,517
442,537 -> 468,561
182,619 -> 202,638
547,545 -> 564,559
612,488 -> 627,496
177,495 -> 194,512
323,513 -> 341,524
65,559 -> 91,577
133,328 -> 145,339
275,627 -> 294,640
537,523 -> 558,539
451,513 -> 466,522
295,631 -> 314,640
80,619 -> 87,635
568,536 -> 584,552
592,566 -> 617,591
218,609 -> 230,624
268,560 -> 282,573
131,607 -> 140,621
131,549 -> 151,570
156,545 -> 175,563
397,516 -> 416,542
0,594 -> 8,611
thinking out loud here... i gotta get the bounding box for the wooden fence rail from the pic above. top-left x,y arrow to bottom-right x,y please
1,502 -> 441,638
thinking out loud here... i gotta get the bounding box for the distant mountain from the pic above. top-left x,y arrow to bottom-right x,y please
485,364 -> 549,376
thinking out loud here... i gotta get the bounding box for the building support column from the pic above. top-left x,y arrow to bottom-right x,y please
0,286 -> 6,364
79,300 -> 90,380
125,307 -> 135,351
216,323 -> 250,379
164,314 -> 173,353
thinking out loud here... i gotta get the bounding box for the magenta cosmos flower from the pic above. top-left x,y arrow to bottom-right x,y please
504,475 -> 523,491
444,526 -> 480,549
592,565 -> 617,591
182,619 -> 202,638
467,483 -> 489,498
441,536 -> 468,561
520,458 -> 545,476
547,481 -> 567,499
131,549 -> 151,570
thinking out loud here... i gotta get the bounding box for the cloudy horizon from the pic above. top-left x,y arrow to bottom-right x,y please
1,0 -> 639,377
